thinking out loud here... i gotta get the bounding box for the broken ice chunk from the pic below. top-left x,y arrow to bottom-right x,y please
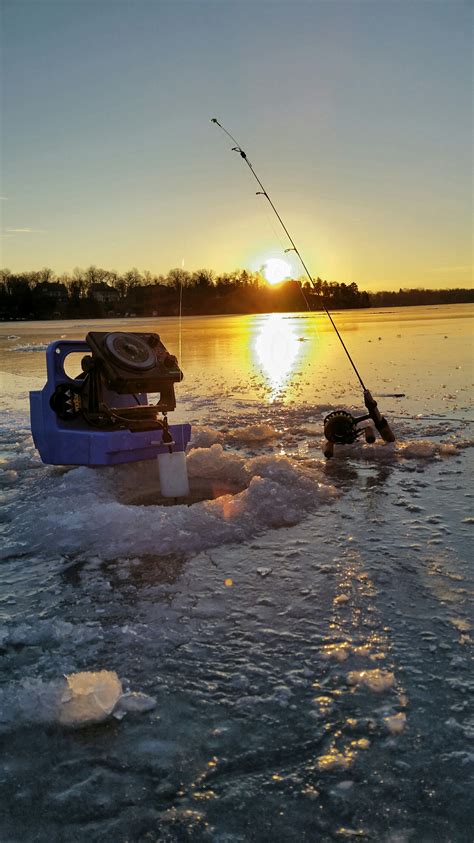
346,669 -> 395,693
383,712 -> 407,734
58,670 -> 122,726
57,670 -> 157,727
113,691 -> 157,719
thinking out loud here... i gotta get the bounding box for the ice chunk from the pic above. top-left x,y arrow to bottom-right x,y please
229,423 -> 279,443
57,672 -> 157,727
396,440 -> 459,459
58,670 -> 123,726
316,749 -> 352,772
188,426 -> 224,449
450,617 -> 471,632
0,671 -> 157,732
383,712 -> 407,734
334,593 -> 350,605
346,670 -> 395,692
187,443 -> 248,484
335,780 -> 355,792
113,691 -> 157,719
322,643 -> 351,662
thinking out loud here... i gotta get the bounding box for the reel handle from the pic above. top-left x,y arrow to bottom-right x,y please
364,390 -> 395,443
364,425 -> 376,444
323,440 -> 335,459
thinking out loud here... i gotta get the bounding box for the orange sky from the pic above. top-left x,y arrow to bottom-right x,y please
2,1 -> 472,291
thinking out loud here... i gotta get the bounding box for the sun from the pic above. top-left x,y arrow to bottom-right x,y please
263,258 -> 291,285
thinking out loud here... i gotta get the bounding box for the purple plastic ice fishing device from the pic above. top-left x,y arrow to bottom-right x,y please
30,333 -> 191,466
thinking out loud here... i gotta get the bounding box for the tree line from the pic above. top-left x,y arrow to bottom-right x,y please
0,266 -> 472,320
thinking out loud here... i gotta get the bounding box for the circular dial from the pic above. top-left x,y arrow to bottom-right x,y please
104,333 -> 156,371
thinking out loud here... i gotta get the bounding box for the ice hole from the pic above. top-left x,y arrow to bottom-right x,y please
116,476 -> 247,507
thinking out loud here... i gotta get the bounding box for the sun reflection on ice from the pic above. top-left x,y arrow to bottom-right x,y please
253,313 -> 302,400
311,552 -> 410,778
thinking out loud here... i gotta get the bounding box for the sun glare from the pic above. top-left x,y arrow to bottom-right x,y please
263,258 -> 291,285
253,313 -> 301,399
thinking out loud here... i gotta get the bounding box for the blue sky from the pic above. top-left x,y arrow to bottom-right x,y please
1,0 -> 472,289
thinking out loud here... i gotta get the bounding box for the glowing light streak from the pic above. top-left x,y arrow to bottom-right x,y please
253,313 -> 301,399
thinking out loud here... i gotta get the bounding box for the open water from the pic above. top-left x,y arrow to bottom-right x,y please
0,305 -> 473,842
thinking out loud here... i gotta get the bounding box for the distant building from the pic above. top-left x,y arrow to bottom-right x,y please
34,281 -> 68,304
89,283 -> 120,304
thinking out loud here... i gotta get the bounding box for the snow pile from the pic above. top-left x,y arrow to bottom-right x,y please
188,423 -> 280,449
228,423 -> 280,443
187,443 -> 248,485
3,445 -> 337,560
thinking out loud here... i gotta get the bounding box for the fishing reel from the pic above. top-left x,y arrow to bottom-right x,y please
323,390 -> 395,458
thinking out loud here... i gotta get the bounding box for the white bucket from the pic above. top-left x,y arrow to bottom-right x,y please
157,451 -> 190,498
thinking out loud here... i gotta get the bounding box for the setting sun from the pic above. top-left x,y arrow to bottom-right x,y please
263,258 -> 291,285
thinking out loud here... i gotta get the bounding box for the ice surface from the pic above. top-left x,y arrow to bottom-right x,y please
1,309 -> 473,842
0,677 -> 65,733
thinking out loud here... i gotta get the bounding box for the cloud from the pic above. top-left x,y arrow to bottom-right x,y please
5,227 -> 47,234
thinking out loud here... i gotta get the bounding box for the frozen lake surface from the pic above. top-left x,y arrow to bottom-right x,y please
0,305 -> 473,841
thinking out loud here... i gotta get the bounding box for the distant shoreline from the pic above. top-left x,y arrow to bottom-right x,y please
1,268 -> 472,321
1,299 -> 472,324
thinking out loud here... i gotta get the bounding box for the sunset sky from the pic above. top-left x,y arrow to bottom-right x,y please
1,0 -> 472,291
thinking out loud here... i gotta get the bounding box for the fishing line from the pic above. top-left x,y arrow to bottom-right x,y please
261,201 -> 290,256
178,260 -> 184,368
178,259 -> 185,452
211,117 -> 396,453
211,117 -> 366,390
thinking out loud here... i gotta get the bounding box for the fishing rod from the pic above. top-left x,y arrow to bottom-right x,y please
211,117 -> 395,457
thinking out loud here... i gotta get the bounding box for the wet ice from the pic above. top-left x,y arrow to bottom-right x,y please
1,309 -> 473,841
